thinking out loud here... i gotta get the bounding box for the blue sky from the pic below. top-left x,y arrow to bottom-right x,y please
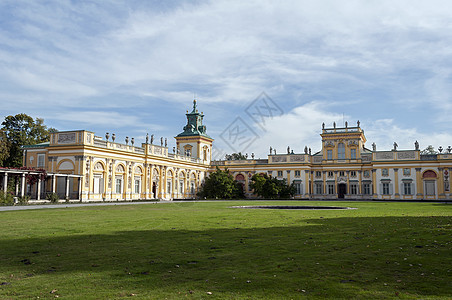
1,0 -> 452,158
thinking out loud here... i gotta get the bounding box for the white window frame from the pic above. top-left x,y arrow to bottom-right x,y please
37,154 -> 45,168
134,177 -> 141,194
115,177 -> 123,194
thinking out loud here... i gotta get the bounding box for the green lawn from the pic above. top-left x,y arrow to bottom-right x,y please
0,201 -> 451,299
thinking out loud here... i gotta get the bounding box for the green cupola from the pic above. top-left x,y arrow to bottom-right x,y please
176,99 -> 212,139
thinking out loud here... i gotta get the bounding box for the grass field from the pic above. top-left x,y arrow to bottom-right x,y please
0,201 -> 451,299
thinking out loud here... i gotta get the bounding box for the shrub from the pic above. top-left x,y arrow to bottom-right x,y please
46,192 -> 59,203
18,195 -> 30,205
0,191 -> 14,205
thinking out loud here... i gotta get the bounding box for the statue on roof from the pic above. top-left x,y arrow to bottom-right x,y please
287,146 -> 290,154
372,142 -> 376,151
160,137 -> 163,146
304,146 -> 308,154
333,122 -> 336,128
357,120 -> 360,127
269,146 -> 272,154
165,138 -> 167,147
309,148 -> 311,155
415,140 -> 419,150
322,122 -> 325,129
146,133 -> 149,144
150,134 -> 154,144
345,121 -> 348,128
393,142 -> 398,151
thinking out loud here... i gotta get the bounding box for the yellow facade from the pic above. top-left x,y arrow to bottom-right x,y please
21,106 -> 452,201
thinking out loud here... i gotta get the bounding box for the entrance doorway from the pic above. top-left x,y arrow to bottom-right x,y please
152,182 -> 157,198
338,183 -> 347,199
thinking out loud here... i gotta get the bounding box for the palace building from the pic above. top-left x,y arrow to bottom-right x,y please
214,122 -> 452,201
5,100 -> 451,201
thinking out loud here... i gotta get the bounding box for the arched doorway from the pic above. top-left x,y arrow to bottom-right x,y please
423,170 -> 437,197
235,174 -> 245,193
338,183 -> 347,199
152,182 -> 157,199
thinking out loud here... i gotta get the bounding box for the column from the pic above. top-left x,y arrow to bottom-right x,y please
415,168 -> 423,199
52,175 -> 56,193
37,178 -> 41,201
3,172 -> 7,194
372,169 -> 377,198
358,170 -> 362,196
322,171 -> 326,195
437,168 -> 444,198
346,171 -> 350,197
306,170 -> 312,198
21,173 -> 26,197
65,176 -> 70,200
78,177 -> 82,201
394,168 -> 399,199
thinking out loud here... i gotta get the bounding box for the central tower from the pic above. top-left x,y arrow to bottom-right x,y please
175,99 -> 214,164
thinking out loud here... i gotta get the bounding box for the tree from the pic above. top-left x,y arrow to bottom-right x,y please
0,129 -> 10,165
420,145 -> 438,155
1,114 -> 57,167
225,152 -> 247,160
197,167 -> 244,199
250,173 -> 296,199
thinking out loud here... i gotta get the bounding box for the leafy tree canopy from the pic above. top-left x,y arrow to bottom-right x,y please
225,152 -> 247,160
1,114 -> 57,167
420,145 -> 438,155
197,167 -> 244,199
250,173 -> 296,199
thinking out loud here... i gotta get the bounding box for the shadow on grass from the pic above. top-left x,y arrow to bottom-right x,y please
0,216 -> 451,298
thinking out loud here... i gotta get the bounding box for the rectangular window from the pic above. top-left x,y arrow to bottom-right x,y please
363,183 -> 371,195
425,181 -> 435,196
339,171 -> 345,177
115,178 -> 122,194
93,176 -> 104,194
315,183 -> 323,195
328,184 -> 334,194
382,183 -> 390,195
350,149 -> 356,159
350,184 -> 358,195
328,171 -> 334,177
167,181 -> 172,194
180,181 -> 184,194
327,150 -> 332,160
350,171 -> 356,177
403,182 -> 411,195
315,171 -> 321,178
277,171 -> 283,177
37,154 -> 45,168
295,183 -> 302,194
295,170 -> 301,177
134,178 -> 140,194
338,143 -> 345,159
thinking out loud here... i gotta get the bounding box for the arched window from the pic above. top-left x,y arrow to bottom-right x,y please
338,143 -> 345,159
235,174 -> 245,181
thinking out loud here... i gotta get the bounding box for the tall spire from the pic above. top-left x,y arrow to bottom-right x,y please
192,99 -> 197,113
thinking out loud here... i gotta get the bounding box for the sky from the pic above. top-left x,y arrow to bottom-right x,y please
1,0 -> 452,159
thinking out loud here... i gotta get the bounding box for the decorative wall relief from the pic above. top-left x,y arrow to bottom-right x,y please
290,155 -> 305,162
397,151 -> 415,160
272,156 -> 287,162
376,152 -> 393,160
58,132 -> 76,144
